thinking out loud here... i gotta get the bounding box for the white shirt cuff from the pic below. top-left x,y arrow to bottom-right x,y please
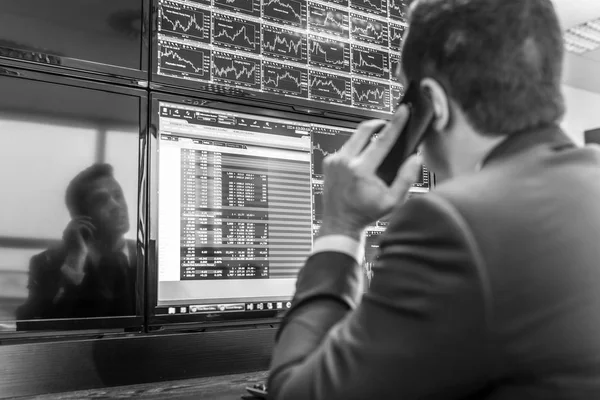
312,234 -> 366,264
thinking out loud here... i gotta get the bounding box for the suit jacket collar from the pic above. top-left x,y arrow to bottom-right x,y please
479,123 -> 575,171
87,239 -> 136,268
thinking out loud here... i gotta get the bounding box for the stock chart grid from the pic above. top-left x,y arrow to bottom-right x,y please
157,0 -> 408,113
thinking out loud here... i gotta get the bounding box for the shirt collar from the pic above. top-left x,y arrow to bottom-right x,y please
477,123 -> 574,172
87,241 -> 130,267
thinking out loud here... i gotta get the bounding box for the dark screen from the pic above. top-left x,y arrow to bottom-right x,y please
0,76 -> 141,332
585,128 -> 600,145
0,0 -> 144,71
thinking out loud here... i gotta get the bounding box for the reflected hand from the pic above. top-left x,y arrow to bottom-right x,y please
61,217 -> 96,282
319,106 -> 422,240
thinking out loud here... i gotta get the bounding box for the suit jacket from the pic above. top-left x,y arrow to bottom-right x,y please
16,240 -> 137,320
269,124 -> 600,399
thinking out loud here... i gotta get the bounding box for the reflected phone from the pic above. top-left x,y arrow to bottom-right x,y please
375,83 -> 435,185
80,225 -> 94,243
76,215 -> 96,243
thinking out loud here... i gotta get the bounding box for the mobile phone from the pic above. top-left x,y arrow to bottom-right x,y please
375,83 -> 435,185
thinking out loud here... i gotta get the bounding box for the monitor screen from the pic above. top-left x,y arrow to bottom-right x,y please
0,0 -> 147,77
154,0 -> 408,118
585,128 -> 600,145
154,99 -> 428,319
0,73 -> 144,333
310,128 -> 429,227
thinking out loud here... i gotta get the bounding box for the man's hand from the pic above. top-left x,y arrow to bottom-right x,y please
319,106 -> 423,240
61,216 -> 95,285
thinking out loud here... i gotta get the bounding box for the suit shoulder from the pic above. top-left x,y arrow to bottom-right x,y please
126,239 -> 137,252
29,245 -> 67,274
386,192 -> 479,255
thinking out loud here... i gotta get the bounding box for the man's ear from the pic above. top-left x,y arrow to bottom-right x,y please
421,78 -> 449,131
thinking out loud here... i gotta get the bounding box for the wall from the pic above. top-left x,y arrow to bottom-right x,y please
560,84 -> 600,146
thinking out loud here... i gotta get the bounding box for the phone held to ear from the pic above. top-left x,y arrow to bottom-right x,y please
81,225 -> 94,243
375,83 -> 435,186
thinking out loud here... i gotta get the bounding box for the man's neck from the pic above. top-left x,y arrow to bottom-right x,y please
92,235 -> 126,254
450,133 -> 507,178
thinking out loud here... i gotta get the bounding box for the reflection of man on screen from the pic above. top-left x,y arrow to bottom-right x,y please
17,164 -> 137,320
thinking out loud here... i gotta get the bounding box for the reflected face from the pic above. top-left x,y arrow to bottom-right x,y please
84,176 -> 130,237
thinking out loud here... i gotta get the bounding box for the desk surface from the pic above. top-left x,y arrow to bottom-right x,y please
13,371 -> 269,400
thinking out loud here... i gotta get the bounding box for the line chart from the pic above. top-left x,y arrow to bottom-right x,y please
309,72 -> 351,104
390,54 -> 402,82
389,0 -> 408,21
308,36 -> 350,71
158,42 -> 211,80
350,15 -> 388,47
264,69 -> 301,89
213,52 -> 261,88
262,63 -> 308,97
350,0 -> 387,16
352,46 -> 388,78
213,16 -> 260,53
214,0 -> 261,17
311,129 -> 351,176
312,142 -> 337,157
308,5 -> 349,38
353,86 -> 386,102
263,0 -> 306,27
389,24 -> 405,51
352,79 -> 390,110
391,86 -> 404,109
262,27 -> 307,62
159,3 -> 210,42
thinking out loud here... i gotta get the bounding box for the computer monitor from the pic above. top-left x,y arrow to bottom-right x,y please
311,124 -> 430,224
0,0 -> 149,81
148,92 -> 429,327
151,0 -> 409,120
585,128 -> 600,145
0,68 -> 147,336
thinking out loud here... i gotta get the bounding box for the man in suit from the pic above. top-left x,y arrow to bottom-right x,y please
17,164 -> 137,320
269,0 -> 600,398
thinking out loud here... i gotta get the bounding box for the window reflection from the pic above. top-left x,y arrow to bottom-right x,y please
0,77 -> 140,331
16,164 -> 136,320
0,0 -> 143,70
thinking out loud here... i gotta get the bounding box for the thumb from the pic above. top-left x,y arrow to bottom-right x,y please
390,154 -> 423,198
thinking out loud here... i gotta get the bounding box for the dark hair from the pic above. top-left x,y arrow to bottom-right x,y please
403,0 -> 565,135
65,163 -> 114,216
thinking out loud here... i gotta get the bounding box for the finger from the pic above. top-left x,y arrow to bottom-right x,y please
359,106 -> 410,170
339,119 -> 387,157
74,215 -> 93,221
69,224 -> 89,245
390,153 -> 423,198
76,220 -> 97,232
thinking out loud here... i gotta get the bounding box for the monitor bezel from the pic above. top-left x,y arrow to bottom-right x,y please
0,0 -> 150,85
147,89 -> 362,329
149,0 -> 399,124
0,67 -> 148,340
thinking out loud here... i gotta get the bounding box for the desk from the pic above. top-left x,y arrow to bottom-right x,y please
11,371 -> 268,400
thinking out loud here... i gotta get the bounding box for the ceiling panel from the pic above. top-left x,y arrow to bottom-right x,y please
552,0 -> 600,94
